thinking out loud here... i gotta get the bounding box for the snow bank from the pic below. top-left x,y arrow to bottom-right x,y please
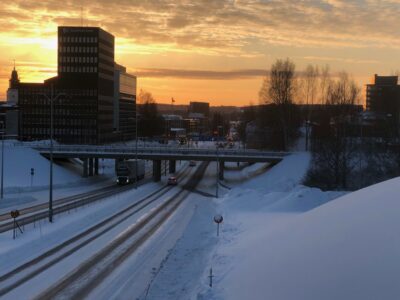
203,153 -> 400,300
2,143 -> 80,190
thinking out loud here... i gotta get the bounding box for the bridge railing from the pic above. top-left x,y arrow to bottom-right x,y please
33,144 -> 291,158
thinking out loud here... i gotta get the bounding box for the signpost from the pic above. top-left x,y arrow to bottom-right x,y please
0,121 -> 4,199
213,214 -> 223,237
10,210 -> 23,239
209,268 -> 214,287
30,168 -> 35,187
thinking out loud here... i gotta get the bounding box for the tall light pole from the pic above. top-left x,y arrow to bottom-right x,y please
135,101 -> 138,189
0,121 -> 4,199
42,84 -> 64,223
216,145 -> 219,198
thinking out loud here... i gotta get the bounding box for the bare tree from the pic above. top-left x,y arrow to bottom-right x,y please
259,58 -> 299,149
137,89 -> 163,137
303,64 -> 319,150
138,89 -> 156,105
307,72 -> 361,189
319,65 -> 331,104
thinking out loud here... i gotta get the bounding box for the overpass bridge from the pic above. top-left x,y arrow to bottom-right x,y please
33,145 -> 290,181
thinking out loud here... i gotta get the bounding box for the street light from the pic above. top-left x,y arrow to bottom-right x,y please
135,102 -> 138,189
216,145 -> 219,198
0,121 -> 4,199
41,84 -> 65,223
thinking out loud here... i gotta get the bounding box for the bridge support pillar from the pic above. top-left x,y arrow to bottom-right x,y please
83,158 -> 88,178
169,160 -> 176,174
89,158 -> 94,176
219,160 -> 225,180
153,160 -> 162,182
94,158 -> 99,175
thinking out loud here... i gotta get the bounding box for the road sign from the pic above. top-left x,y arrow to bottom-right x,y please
214,214 -> 223,224
10,210 -> 20,218
10,210 -> 23,239
30,168 -> 35,176
213,214 -> 223,236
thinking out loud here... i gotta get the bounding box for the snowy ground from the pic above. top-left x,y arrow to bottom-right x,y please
137,153 -> 347,300
0,141 -> 161,212
0,161 -> 191,299
4,139 -> 395,300
182,151 -> 400,300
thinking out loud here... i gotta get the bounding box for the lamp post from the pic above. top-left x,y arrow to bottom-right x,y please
216,145 -> 219,198
0,121 -> 4,199
135,104 -> 138,189
41,84 -> 64,223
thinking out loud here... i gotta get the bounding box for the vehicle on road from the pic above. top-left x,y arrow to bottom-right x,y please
167,176 -> 178,185
189,160 -> 196,166
116,160 -> 145,185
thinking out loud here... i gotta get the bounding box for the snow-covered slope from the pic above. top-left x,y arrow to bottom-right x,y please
2,142 -> 81,190
205,154 -> 400,300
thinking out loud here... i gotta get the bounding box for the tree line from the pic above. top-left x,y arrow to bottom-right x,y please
250,58 -> 400,190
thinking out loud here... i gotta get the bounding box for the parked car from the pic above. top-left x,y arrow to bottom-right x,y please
168,176 -> 178,185
189,160 -> 196,167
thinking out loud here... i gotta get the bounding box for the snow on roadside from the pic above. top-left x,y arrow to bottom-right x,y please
194,150 -> 400,300
2,142 -> 80,190
190,152 -> 343,300
139,153 -> 340,300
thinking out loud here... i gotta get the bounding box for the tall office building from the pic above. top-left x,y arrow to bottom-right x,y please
114,63 -> 136,141
58,26 -> 115,144
366,74 -> 400,116
9,26 -> 136,144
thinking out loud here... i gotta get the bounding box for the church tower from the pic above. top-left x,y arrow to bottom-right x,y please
7,64 -> 19,105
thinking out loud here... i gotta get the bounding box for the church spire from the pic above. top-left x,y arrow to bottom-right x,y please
9,60 -> 20,88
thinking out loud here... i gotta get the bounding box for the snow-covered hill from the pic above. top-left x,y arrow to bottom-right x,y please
203,153 -> 400,300
2,141 -> 81,190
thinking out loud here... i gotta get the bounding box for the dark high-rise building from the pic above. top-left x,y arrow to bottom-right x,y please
57,26 -> 115,144
366,74 -> 400,117
114,63 -> 136,141
8,26 -> 137,144
188,101 -> 210,117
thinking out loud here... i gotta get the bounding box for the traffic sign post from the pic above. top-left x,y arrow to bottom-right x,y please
30,168 -> 35,187
213,214 -> 223,237
209,268 -> 214,287
10,210 -> 23,239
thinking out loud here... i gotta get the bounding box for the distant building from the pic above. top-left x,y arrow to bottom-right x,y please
188,101 -> 209,118
4,66 -> 20,137
184,114 -> 209,139
7,66 -> 19,106
162,114 -> 186,138
7,26 -> 137,144
0,103 -> 19,137
366,74 -> 400,117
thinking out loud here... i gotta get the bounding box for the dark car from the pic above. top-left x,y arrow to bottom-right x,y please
168,176 -> 178,185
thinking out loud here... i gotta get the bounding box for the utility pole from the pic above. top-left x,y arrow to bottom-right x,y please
135,100 -> 138,189
216,146 -> 219,198
42,84 -> 64,223
49,84 -> 54,223
0,122 -> 4,199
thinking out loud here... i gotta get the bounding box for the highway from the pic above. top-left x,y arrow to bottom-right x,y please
0,162 -> 206,299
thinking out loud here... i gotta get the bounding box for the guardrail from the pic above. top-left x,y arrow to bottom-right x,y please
33,145 -> 291,159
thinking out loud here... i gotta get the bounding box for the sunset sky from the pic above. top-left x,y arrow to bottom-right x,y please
1,0 -> 400,106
